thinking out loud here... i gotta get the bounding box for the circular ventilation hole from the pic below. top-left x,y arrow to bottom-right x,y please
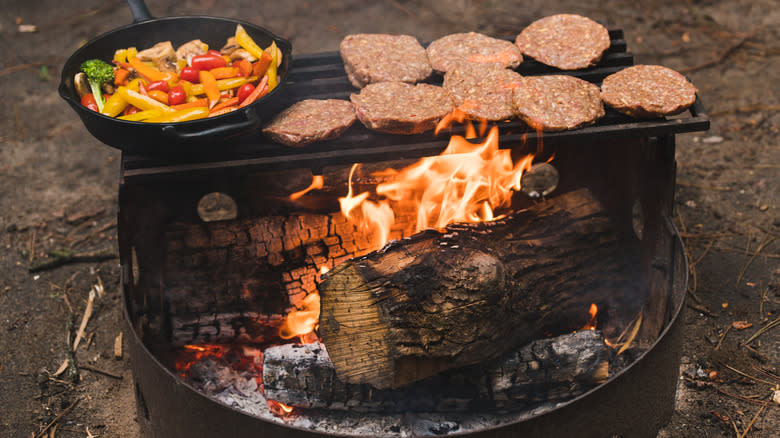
197,192 -> 238,222
521,162 -> 559,198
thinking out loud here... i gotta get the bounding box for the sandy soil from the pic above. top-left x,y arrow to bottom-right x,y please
0,0 -> 777,437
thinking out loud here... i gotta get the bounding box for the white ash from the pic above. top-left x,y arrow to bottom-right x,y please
185,357 -> 570,437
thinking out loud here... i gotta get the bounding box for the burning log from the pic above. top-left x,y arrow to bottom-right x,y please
262,330 -> 610,412
318,188 -> 631,388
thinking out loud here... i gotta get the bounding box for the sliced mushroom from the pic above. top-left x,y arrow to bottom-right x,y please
73,72 -> 91,98
136,41 -> 178,72
229,48 -> 257,62
176,39 -> 208,65
220,37 -> 240,55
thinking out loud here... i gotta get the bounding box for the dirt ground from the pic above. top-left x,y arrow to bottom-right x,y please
0,0 -> 777,437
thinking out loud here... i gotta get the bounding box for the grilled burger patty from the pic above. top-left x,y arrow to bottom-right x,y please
350,82 -> 454,134
263,99 -> 357,147
340,34 -> 432,88
600,65 -> 697,118
426,32 -> 523,74
443,63 -> 524,121
515,14 -> 610,70
512,75 -> 604,131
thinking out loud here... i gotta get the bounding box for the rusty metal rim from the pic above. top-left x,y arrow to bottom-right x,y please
123,220 -> 688,438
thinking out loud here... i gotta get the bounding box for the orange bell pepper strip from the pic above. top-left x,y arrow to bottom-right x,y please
208,105 -> 239,117
114,68 -> 130,86
147,90 -> 169,105
252,52 -> 273,79
210,97 -> 240,113
171,98 -> 209,111
239,75 -> 269,108
144,107 -> 210,123
198,70 -> 220,108
233,59 -> 252,77
209,66 -> 239,80
128,56 -> 176,83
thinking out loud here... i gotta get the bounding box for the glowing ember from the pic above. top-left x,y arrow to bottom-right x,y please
279,293 -> 320,339
267,399 -> 294,416
289,174 -> 324,201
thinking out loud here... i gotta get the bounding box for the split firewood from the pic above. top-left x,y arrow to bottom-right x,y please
318,188 -> 634,388
263,330 -> 610,412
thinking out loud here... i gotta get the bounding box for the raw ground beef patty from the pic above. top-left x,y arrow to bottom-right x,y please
443,63 -> 524,121
426,32 -> 523,74
600,65 -> 698,118
512,75 -> 604,131
350,82 -> 454,134
262,99 -> 356,147
515,14 -> 610,70
339,34 -> 432,88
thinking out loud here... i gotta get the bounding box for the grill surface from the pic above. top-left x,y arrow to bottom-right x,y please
121,27 -> 709,180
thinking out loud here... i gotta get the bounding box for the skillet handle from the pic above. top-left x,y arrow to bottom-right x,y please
161,107 -> 260,143
126,0 -> 154,23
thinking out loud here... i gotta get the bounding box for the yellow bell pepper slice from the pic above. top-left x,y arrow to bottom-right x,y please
101,92 -> 129,117
266,41 -> 278,91
118,109 -> 164,121
235,24 -> 265,60
118,87 -> 173,113
144,107 -> 210,123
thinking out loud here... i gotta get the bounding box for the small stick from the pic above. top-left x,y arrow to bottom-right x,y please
722,364 -> 776,386
29,229 -> 36,264
114,332 -> 123,360
694,237 -> 718,267
34,397 -> 80,438
80,364 -> 123,380
73,289 -> 96,351
736,234 -> 777,287
687,302 -> 717,318
737,402 -> 769,438
28,249 -> 118,273
743,316 -> 780,346
680,27 -> 760,74
714,325 -> 732,351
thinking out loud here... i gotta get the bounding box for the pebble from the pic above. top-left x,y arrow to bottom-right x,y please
702,135 -> 724,144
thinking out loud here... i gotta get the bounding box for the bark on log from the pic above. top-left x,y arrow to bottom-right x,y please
262,330 -> 610,412
318,188 -> 631,388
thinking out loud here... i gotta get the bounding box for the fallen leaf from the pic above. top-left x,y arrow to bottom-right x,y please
732,320 -> 753,330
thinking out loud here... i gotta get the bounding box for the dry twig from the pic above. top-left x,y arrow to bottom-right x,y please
680,27 -> 760,74
80,364 -> 122,380
736,234 -> 778,287
34,397 -> 80,438
743,316 -> 780,346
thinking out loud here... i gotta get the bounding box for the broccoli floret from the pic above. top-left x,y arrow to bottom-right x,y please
80,59 -> 114,112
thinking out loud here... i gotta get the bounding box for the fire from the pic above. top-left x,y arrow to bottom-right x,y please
279,293 -> 320,340
375,125 -> 534,233
289,174 -> 324,201
339,164 -> 395,248
582,303 -> 598,331
267,399 -> 294,416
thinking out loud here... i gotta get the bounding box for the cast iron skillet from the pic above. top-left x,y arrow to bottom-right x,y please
58,0 -> 292,155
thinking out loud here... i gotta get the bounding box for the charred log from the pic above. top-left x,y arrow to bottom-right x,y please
318,188 -> 635,388
262,330 -> 610,412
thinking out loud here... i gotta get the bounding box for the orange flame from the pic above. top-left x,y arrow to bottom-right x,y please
339,164 -> 395,248
376,126 -> 534,232
279,293 -> 320,339
267,399 -> 294,416
289,174 -> 324,201
582,303 -> 598,331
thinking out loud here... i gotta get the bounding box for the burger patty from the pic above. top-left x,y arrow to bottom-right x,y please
263,99 -> 357,147
350,82 -> 454,134
340,34 -> 432,88
515,14 -> 610,70
426,32 -> 523,74
600,65 -> 698,118
443,63 -> 524,121
512,75 -> 604,131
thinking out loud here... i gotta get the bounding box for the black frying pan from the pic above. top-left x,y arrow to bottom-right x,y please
58,0 -> 292,155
